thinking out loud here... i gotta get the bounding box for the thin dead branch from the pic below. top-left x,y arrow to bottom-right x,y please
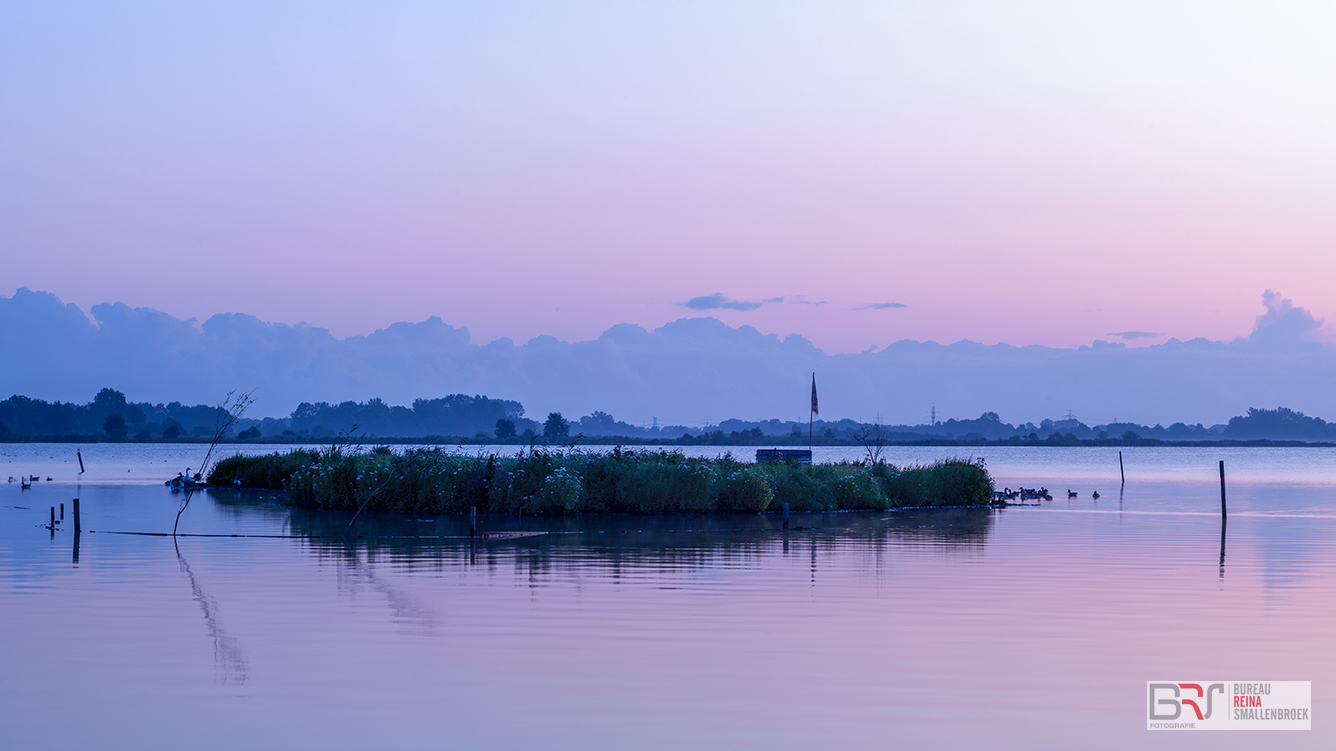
173,390 -> 254,536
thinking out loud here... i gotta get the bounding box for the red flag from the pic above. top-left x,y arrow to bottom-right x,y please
810,373 -> 818,415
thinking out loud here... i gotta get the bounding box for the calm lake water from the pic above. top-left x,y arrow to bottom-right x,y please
3,444 -> 1334,749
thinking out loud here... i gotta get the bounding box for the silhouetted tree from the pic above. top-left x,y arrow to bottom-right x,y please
543,412 -> 570,442
163,424 -> 181,439
103,412 -> 128,439
1225,407 -> 1336,440
495,418 -> 516,439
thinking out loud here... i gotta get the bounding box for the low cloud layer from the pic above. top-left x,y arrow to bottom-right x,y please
1108,331 -> 1161,340
3,288 -> 1333,426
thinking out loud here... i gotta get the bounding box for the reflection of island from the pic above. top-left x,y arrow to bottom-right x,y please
881,507 -> 996,547
176,543 -> 247,685
277,503 -> 998,583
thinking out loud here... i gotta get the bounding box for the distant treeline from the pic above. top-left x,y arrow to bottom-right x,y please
2,389 -> 1335,445
0,389 -> 225,441
0,389 -> 534,443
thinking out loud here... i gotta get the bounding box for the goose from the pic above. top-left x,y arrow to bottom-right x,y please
20,479 -> 31,489
1067,490 -> 1077,498
1092,491 -> 1101,499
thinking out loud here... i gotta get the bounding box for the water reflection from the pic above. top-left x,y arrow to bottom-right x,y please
175,541 -> 247,685
272,502 -> 998,582
334,543 -> 442,635
9,472 -> 1336,751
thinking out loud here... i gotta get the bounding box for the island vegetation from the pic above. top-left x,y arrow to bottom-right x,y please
208,447 -> 996,515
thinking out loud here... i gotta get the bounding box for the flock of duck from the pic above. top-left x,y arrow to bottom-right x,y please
8,475 -> 52,489
10,470 -> 207,490
994,486 -> 1101,502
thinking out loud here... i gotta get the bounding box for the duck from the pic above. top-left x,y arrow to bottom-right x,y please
1092,491 -> 1101,499
1067,490 -> 1077,498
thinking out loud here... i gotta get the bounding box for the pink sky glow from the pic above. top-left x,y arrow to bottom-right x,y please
2,1 -> 1333,353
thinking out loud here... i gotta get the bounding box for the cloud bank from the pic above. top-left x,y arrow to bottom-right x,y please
2,288 -> 1333,426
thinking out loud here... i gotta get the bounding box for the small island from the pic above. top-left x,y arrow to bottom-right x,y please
209,447 -> 996,515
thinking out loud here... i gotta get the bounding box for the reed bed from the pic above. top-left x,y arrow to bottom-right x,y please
209,447 -> 995,514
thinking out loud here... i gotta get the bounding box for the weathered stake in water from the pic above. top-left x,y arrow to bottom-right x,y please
73,498 -> 81,533
1219,460 -> 1227,520
77,450 -> 84,473
1119,451 -> 1125,485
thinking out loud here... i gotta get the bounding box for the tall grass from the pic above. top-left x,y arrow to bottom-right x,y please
208,447 -> 994,514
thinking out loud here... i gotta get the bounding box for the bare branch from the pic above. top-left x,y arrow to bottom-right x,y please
174,390 -> 254,536
854,414 -> 889,465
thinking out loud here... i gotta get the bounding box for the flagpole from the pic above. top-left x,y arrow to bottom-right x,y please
809,372 -> 815,451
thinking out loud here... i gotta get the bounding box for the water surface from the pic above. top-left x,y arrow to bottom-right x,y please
2,445 -> 1334,749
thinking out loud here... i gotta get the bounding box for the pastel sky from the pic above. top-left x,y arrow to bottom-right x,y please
2,1 -> 1333,353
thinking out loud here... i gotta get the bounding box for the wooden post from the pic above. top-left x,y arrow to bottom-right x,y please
60,503 -> 65,520
51,506 -> 56,528
1119,451 -> 1125,485
77,450 -> 85,473
1219,460 -> 1227,520
73,498 -> 81,533
782,502 -> 790,529
470,506 -> 476,538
